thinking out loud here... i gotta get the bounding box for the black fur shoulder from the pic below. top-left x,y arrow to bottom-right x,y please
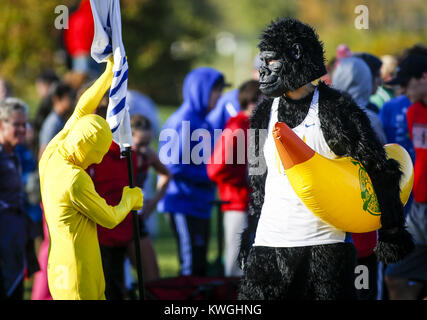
278,91 -> 313,128
249,95 -> 273,130
247,96 -> 271,220
317,81 -> 384,161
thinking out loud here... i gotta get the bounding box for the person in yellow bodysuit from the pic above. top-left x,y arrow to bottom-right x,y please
39,57 -> 143,300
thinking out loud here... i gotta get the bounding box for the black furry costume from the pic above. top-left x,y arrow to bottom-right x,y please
238,18 -> 414,300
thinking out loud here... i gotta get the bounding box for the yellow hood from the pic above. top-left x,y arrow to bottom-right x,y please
59,114 -> 112,170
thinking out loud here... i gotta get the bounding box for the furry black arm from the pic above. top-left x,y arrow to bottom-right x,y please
238,97 -> 271,269
318,82 -> 414,263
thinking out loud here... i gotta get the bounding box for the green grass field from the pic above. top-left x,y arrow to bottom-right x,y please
152,210 -> 223,279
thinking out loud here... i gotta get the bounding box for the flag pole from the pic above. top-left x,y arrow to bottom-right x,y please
122,146 -> 145,300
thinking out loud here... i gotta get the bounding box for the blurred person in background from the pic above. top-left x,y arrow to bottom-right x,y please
207,80 -> 260,277
35,70 -> 59,101
379,52 -> 412,161
0,82 -> 36,227
0,75 -> 47,270
122,89 -> 162,294
369,55 -> 398,110
380,55 -> 398,84
127,89 -> 161,138
15,129 -> 43,231
126,89 -> 161,238
126,114 -> 170,295
336,44 -> 352,65
130,114 -> 170,238
379,46 -> 427,300
326,44 -> 354,88
206,54 -> 260,135
63,0 -> 101,79
401,44 -> 427,66
332,56 -> 386,144
32,70 -> 60,156
0,78 -> 12,103
379,51 -> 416,213
0,98 -> 39,299
384,53 -> 427,300
3,72 -> 53,238
378,62 -> 415,301
378,44 -> 427,187
157,67 -> 227,276
322,56 -> 337,86
206,85 -> 238,139
38,82 -> 75,159
379,94 -> 414,163
354,52 -> 383,114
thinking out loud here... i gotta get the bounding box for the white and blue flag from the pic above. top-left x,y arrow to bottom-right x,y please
90,0 -> 132,149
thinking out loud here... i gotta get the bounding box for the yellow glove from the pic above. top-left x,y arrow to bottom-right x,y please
122,186 -> 144,211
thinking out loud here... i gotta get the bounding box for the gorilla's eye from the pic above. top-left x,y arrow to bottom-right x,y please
260,51 -> 277,65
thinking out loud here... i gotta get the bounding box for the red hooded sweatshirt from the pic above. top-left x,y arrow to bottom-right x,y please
88,142 -> 148,247
64,0 -> 94,57
207,112 -> 250,212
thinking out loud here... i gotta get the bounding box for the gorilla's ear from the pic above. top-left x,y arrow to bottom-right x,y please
291,43 -> 303,60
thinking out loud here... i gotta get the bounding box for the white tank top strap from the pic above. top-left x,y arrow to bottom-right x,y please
272,97 -> 280,113
309,86 -> 319,114
300,86 -> 319,127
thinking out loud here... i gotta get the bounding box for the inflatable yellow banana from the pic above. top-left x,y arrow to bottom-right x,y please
273,122 -> 414,233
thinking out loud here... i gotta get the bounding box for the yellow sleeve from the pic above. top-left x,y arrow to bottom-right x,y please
69,170 -> 143,229
64,56 -> 114,131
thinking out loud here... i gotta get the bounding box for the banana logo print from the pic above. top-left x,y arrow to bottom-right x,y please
351,160 -> 381,216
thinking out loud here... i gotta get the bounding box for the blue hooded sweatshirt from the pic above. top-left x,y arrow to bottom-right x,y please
206,89 -> 240,132
379,95 -> 415,161
157,67 -> 225,218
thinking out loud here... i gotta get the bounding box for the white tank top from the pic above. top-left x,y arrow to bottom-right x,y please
254,88 -> 346,247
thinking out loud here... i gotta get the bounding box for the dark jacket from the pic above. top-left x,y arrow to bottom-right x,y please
0,144 -> 39,297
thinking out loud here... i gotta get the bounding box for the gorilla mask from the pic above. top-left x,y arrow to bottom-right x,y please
258,18 -> 327,97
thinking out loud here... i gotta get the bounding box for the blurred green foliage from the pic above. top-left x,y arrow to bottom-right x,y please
0,0 -> 75,113
298,0 -> 427,60
122,0 -> 219,105
0,0 -> 425,116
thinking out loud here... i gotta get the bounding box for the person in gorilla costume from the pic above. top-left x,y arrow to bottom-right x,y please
238,18 -> 414,300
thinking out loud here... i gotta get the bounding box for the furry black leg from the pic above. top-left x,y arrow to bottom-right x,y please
238,243 -> 358,300
238,247 -> 283,300
307,243 -> 358,300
